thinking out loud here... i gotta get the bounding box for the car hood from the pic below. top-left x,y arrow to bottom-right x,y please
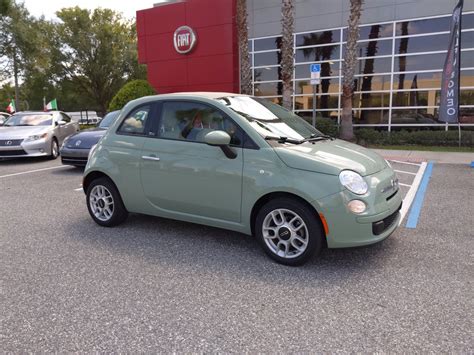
273,139 -> 388,176
0,126 -> 50,139
64,128 -> 106,149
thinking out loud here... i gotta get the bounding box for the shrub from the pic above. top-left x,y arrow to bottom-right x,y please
315,117 -> 338,137
108,80 -> 156,111
354,128 -> 474,147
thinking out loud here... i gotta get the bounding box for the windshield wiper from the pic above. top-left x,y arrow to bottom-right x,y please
301,134 -> 335,142
265,136 -> 302,144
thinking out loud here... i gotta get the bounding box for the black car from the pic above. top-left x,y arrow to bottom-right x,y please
60,110 -> 120,167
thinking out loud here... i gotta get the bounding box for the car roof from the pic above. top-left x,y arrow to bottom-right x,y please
158,92 -> 249,99
12,111 -> 62,115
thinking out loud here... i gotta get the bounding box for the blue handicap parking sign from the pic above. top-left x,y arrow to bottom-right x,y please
310,64 -> 321,73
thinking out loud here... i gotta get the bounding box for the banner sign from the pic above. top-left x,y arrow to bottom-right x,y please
439,0 -> 463,123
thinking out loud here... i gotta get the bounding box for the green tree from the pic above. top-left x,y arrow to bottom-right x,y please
237,0 -> 252,95
0,2 -> 43,109
52,7 -> 143,116
0,0 -> 11,16
280,0 -> 294,110
340,0 -> 364,141
108,80 -> 155,111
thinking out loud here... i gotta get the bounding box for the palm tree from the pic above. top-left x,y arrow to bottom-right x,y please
340,0 -> 364,141
280,0 -> 294,110
237,0 -> 252,95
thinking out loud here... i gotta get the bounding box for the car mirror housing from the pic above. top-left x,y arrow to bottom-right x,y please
57,120 -> 67,126
204,131 -> 236,159
204,130 -> 231,146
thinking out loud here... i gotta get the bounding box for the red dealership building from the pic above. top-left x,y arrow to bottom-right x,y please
136,0 -> 239,94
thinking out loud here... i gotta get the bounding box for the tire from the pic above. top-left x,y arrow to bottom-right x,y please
86,177 -> 128,227
49,139 -> 59,160
255,197 -> 324,266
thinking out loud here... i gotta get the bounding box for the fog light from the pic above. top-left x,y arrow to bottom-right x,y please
347,200 -> 367,214
39,148 -> 44,153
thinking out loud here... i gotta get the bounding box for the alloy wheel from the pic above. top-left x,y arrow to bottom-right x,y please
262,208 -> 309,259
89,185 -> 115,222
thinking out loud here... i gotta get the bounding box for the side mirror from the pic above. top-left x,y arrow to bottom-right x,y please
57,120 -> 67,126
204,130 -> 237,159
204,130 -> 231,146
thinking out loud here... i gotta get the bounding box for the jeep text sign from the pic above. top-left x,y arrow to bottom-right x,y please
173,26 -> 197,54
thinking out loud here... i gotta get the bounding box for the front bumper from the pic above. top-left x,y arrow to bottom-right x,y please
60,147 -> 90,166
314,167 -> 403,248
0,139 -> 50,158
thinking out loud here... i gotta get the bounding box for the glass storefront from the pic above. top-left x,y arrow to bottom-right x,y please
250,12 -> 474,128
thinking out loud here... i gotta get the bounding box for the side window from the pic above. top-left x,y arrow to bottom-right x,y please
159,101 -> 243,146
117,105 -> 151,135
60,113 -> 71,123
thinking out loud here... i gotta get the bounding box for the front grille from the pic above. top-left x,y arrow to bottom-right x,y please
372,203 -> 402,236
386,189 -> 399,201
61,157 -> 88,166
0,149 -> 27,156
0,139 -> 23,146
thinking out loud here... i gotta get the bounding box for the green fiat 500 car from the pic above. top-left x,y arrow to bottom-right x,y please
83,93 -> 401,265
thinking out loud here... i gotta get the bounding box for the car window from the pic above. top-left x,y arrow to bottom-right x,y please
60,113 -> 71,123
158,101 -> 243,146
117,105 -> 151,135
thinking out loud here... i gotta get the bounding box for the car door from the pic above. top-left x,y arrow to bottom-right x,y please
139,100 -> 244,223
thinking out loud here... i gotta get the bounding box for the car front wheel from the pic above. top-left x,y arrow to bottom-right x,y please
255,198 -> 324,266
86,177 -> 128,227
50,139 -> 59,159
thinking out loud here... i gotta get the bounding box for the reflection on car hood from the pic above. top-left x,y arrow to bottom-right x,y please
64,128 -> 106,149
0,126 -> 49,139
274,139 -> 388,176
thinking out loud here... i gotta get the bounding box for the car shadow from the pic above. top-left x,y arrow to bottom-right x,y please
67,212 -> 400,286
0,156 -> 52,166
51,166 -> 84,175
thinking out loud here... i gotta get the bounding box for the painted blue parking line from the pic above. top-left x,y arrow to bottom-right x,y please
405,161 -> 434,229
470,161 -> 474,168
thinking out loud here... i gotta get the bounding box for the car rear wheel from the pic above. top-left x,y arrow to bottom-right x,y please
255,197 -> 324,266
50,139 -> 59,159
86,177 -> 128,227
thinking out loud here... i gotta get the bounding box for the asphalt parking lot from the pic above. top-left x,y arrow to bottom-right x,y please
1,157 -> 472,352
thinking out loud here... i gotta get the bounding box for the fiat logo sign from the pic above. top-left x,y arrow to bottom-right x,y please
173,26 -> 197,54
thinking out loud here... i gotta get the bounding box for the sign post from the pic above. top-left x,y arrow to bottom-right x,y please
310,64 -> 321,127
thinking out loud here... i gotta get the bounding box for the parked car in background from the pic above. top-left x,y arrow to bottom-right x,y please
0,112 -> 11,126
0,111 -> 79,159
66,111 -> 101,124
60,110 -> 120,167
83,93 -> 402,266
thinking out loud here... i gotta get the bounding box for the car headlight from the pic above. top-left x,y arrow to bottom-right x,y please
339,170 -> 368,195
24,133 -> 48,142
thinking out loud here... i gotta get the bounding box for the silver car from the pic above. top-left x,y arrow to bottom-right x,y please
0,111 -> 79,159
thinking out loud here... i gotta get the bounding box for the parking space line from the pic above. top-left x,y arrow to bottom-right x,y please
388,159 -> 422,166
399,161 -> 427,226
0,165 -> 68,179
405,162 -> 434,229
394,169 -> 418,176
74,187 -> 83,192
399,182 -> 411,187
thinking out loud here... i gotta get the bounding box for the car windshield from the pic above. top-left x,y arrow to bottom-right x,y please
98,110 -> 120,128
215,96 -> 324,141
4,113 -> 53,127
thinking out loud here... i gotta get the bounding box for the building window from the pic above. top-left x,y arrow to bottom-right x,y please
250,11 -> 474,130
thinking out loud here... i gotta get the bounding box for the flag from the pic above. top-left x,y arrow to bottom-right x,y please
6,99 -> 16,113
439,0 -> 463,123
45,98 -> 58,111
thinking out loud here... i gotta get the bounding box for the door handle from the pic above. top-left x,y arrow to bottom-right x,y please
141,155 -> 160,161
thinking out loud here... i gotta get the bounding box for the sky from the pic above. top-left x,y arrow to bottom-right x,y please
21,0 -> 165,20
